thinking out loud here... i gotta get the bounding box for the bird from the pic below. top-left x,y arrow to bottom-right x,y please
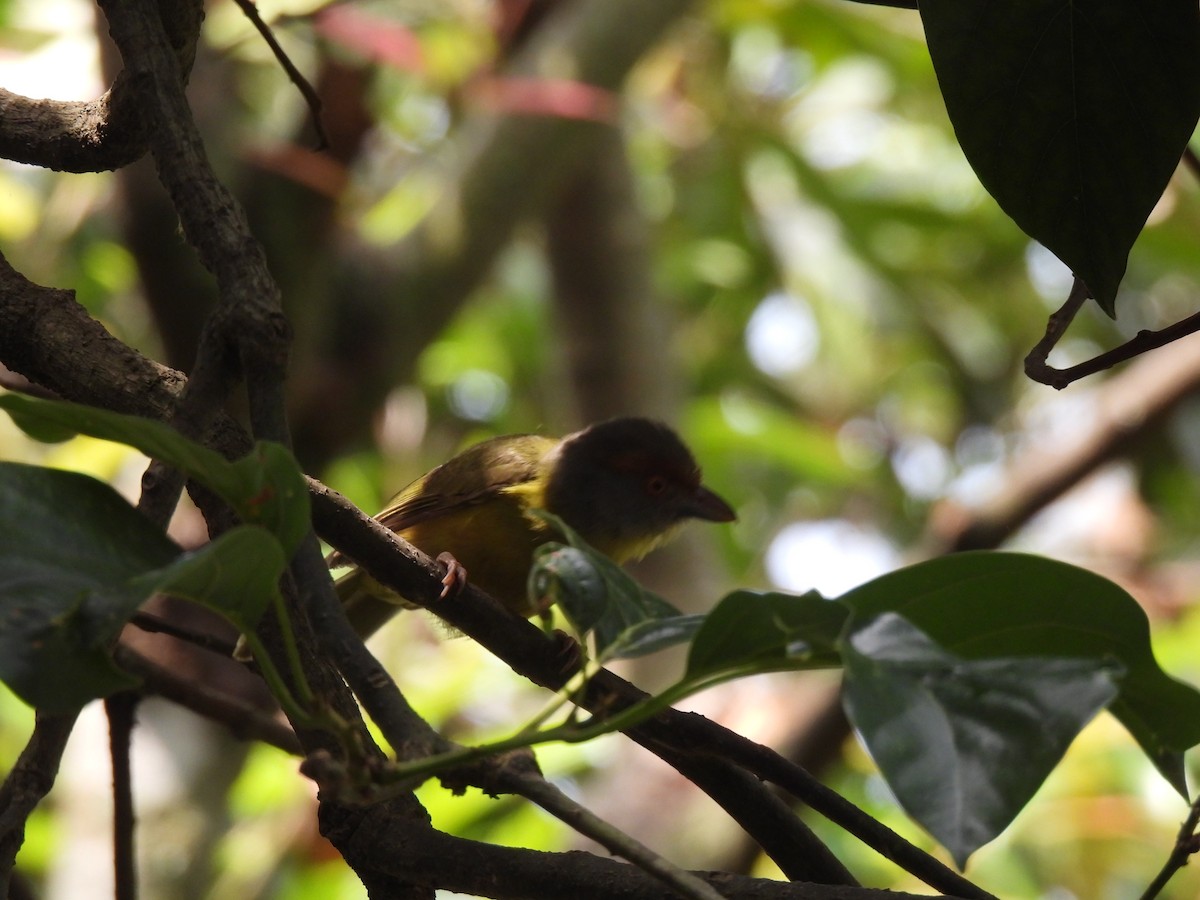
330,416 -> 736,637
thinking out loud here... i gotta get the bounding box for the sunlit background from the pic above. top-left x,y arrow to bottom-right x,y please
3,0 -> 1200,897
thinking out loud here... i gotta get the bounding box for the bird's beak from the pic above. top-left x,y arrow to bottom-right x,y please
684,485 -> 737,522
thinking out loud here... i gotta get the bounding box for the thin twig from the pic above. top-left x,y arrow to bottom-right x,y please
106,693 -> 139,900
506,771 -> 729,900
936,328 -> 1200,552
231,0 -> 329,150
112,644 -> 301,754
128,610 -> 239,657
1140,793 -> 1200,900
1023,277 -> 1091,387
1025,276 -> 1200,389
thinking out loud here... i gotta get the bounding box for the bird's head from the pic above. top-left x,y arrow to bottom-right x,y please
542,417 -> 735,562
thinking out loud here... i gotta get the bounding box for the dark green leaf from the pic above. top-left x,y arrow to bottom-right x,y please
138,526 -> 284,633
0,393 -> 310,554
839,551 -> 1200,794
0,463 -> 180,711
843,613 -> 1121,867
530,544 -> 610,634
528,512 -> 687,660
604,614 -> 706,660
4,406 -> 78,443
0,463 -> 283,711
920,0 -> 1200,313
686,590 -> 847,680
529,540 -> 684,659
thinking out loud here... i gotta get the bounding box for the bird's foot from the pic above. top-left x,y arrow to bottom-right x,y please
550,630 -> 584,678
435,551 -> 468,599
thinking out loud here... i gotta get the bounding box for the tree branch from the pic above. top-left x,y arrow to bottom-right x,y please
307,482 -> 987,897
498,765 -> 728,900
0,251 -> 189,415
112,643 -> 301,754
1025,277 -> 1200,389
0,0 -> 199,173
323,805 -> 965,899
0,712 -> 80,894
230,0 -> 328,149
1140,791 -> 1200,900
98,0 -> 291,424
106,693 -> 139,900
0,81 -> 148,172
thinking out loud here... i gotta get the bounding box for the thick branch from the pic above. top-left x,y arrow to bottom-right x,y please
98,0 -> 290,391
0,81 -> 148,172
323,804 -> 962,900
0,253 -> 188,414
0,0 -> 199,172
0,712 -> 79,893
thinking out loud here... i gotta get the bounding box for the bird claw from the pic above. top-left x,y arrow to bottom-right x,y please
436,551 -> 468,599
550,630 -> 583,677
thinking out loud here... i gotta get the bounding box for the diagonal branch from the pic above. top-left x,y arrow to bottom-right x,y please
1140,791 -> 1200,900
307,481 -> 988,898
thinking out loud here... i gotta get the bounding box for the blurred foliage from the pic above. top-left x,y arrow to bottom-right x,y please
2,0 -> 1200,896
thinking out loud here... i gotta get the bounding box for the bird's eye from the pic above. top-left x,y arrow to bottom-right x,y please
645,475 -> 668,496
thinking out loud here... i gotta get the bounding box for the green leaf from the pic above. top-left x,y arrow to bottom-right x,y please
139,526 -> 284,634
685,590 -> 847,681
603,614 -> 706,660
527,513 -> 689,660
0,393 -> 310,555
4,405 -> 78,443
529,542 -> 685,660
920,0 -> 1200,313
223,441 -> 311,558
842,613 -> 1122,868
0,464 -> 179,710
530,543 -> 610,634
838,551 -> 1200,794
0,463 -> 283,711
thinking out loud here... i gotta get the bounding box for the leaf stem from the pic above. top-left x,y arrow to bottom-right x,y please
269,587 -> 317,708
239,631 -> 317,727
375,661 -> 795,789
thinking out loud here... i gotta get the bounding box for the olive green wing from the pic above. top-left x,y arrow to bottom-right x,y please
377,434 -> 554,530
326,433 -> 555,567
